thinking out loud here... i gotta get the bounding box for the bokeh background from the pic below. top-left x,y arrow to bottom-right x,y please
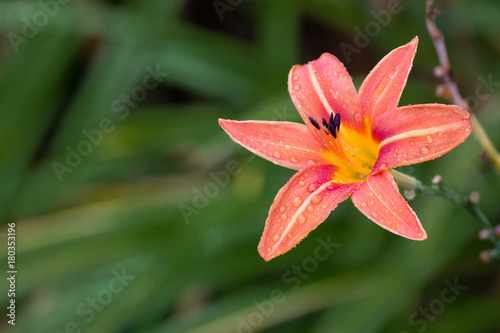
1,0 -> 500,332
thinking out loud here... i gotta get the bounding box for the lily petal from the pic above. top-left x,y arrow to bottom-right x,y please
219,119 -> 329,170
288,53 -> 364,142
351,170 -> 426,240
371,104 -> 471,173
358,37 -> 418,124
258,164 -> 356,261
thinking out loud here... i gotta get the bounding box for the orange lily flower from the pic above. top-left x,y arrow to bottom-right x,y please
219,37 -> 471,261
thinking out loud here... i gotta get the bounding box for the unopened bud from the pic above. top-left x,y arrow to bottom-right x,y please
478,229 -> 490,240
433,66 -> 445,78
404,190 -> 416,201
469,191 -> 480,204
436,84 -> 452,100
431,175 -> 442,185
480,249 -> 500,263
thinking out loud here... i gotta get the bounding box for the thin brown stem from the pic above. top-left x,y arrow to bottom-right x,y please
425,1 -> 500,170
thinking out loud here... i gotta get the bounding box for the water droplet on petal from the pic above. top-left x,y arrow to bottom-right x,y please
354,112 -> 363,121
360,202 -> 367,208
266,247 -> 272,253
279,206 -> 286,212
311,194 -> 322,205
293,84 -> 301,92
307,183 -> 319,193
273,151 -> 281,158
371,211 -> 378,218
420,146 -> 429,154
326,183 -> 335,191
287,233 -> 293,239
273,234 -> 280,242
438,132 -> 443,137
292,197 -> 303,207
307,206 -> 314,213
285,144 -> 290,150
379,163 -> 387,170
292,75 -> 299,82
281,213 -> 288,220
410,141 -> 415,146
369,192 -> 374,197
298,180 -> 305,186
425,135 -> 433,144
297,214 -> 307,224
365,100 -> 371,105
290,156 -> 298,163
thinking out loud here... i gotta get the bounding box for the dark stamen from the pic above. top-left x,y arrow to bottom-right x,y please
309,117 -> 320,130
329,112 -> 334,126
333,113 -> 341,132
327,123 -> 337,138
322,118 -> 328,128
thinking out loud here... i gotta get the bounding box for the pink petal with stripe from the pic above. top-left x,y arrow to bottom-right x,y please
358,37 -> 418,123
371,104 -> 471,173
351,170 -> 426,240
219,119 -> 329,170
288,53 -> 364,147
258,164 -> 356,261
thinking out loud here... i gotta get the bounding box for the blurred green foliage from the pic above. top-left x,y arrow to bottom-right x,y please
0,0 -> 499,332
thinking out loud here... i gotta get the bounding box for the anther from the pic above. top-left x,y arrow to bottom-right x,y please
309,117 -> 320,130
333,113 -> 341,132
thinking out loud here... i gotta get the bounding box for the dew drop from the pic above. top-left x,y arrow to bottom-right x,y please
369,192 -> 374,197
290,156 -> 298,163
438,132 -> 443,137
297,214 -> 307,224
287,233 -> 293,239
410,141 -> 415,146
360,202 -> 367,208
285,144 -> 290,150
273,234 -> 280,242
333,71 -> 338,76
292,197 -> 303,207
379,163 -> 387,170
465,127 -> 471,133
306,159 -> 316,166
307,183 -> 319,193
425,135 -> 433,144
311,194 -> 322,205
354,112 -> 363,121
273,151 -> 281,158
293,84 -> 301,92
307,206 -> 314,213
298,180 -> 305,187
279,206 -> 286,212
371,211 -> 378,218
326,183 -> 335,191
292,75 -> 299,82
262,143 -> 267,148
281,213 -> 288,220
365,100 -> 371,105
420,146 -> 430,154
266,247 -> 272,253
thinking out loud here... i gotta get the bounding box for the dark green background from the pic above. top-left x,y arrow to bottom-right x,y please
0,0 -> 499,332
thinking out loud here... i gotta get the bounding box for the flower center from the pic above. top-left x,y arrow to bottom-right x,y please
310,114 -> 379,183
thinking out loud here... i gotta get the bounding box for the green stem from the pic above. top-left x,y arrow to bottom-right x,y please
392,170 -> 500,259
